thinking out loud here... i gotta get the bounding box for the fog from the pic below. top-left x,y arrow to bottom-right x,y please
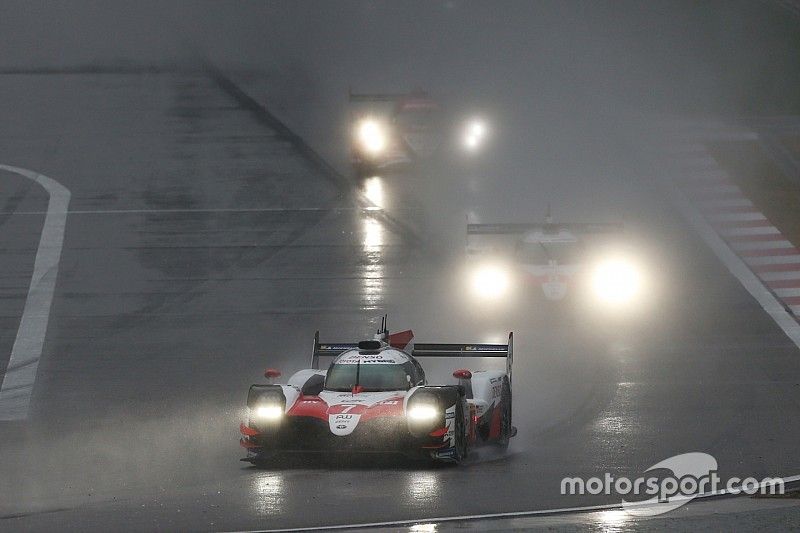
2,2 -> 800,530
3,1 -> 799,113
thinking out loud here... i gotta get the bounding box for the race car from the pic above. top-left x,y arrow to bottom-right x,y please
239,317 -> 515,465
466,208 -> 641,305
349,89 -> 489,178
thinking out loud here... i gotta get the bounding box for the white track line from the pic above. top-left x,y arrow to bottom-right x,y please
760,271 -> 800,282
721,226 -> 781,237
241,474 -> 800,532
707,212 -> 767,223
699,198 -> 754,209
746,255 -> 800,266
0,165 -> 70,421
731,240 -> 794,252
776,288 -> 800,298
0,206 -> 360,216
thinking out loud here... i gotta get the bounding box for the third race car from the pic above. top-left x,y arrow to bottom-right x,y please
349,89 -> 489,178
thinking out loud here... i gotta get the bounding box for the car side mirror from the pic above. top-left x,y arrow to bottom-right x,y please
453,369 -> 472,380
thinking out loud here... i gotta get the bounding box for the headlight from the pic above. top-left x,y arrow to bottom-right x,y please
470,263 -> 511,299
356,119 -> 387,154
253,404 -> 283,420
589,257 -> 642,306
462,118 -> 487,151
407,404 -> 439,421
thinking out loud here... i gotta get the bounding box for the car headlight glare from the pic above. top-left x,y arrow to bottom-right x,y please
470,263 -> 511,299
407,404 -> 439,421
462,118 -> 487,151
590,257 -> 642,305
253,404 -> 283,420
357,119 -> 387,154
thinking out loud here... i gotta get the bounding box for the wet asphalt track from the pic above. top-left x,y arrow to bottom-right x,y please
1,70 -> 800,531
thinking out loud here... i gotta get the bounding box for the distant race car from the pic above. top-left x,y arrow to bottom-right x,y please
349,89 -> 488,178
239,317 -> 515,465
466,208 -> 640,305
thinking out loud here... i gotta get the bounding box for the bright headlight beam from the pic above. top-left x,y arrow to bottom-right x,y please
464,133 -> 481,150
467,119 -> 486,138
357,119 -> 386,154
462,118 -> 487,151
254,405 -> 283,420
408,405 -> 438,421
590,257 -> 642,305
470,264 -> 511,299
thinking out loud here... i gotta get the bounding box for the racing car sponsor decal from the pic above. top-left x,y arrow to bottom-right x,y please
444,405 -> 456,448
286,396 -> 328,421
329,410 -> 362,436
490,378 -> 503,400
335,349 -> 410,364
315,391 -> 406,435
319,344 -> 358,353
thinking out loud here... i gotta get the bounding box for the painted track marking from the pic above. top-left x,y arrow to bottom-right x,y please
0,165 -> 70,421
0,206 -> 374,216
659,123 -> 800,340
242,474 -> 800,532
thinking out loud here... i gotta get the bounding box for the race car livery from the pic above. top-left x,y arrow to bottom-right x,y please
466,208 -> 625,302
239,317 -> 514,464
349,89 -> 488,178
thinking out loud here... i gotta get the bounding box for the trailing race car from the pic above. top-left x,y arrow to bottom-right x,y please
466,207 -> 642,306
239,317 -> 515,465
349,89 -> 489,178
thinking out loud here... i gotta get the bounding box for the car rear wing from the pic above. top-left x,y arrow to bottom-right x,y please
348,91 -> 407,103
412,332 -> 514,386
467,222 -> 623,236
311,332 -> 359,370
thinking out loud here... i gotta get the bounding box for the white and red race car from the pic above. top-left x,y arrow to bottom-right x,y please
466,210 -> 640,305
239,317 -> 514,465
349,89 -> 488,178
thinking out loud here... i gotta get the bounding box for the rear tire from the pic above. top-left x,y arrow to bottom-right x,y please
451,401 -> 468,464
494,378 -> 512,450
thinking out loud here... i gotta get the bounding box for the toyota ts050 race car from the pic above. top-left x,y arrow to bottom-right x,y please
465,208 -> 643,307
349,89 -> 489,178
239,317 -> 515,465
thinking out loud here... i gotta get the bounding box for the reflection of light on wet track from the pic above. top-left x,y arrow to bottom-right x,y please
406,471 -> 441,506
252,472 -> 285,516
596,509 -> 630,532
362,214 -> 385,309
409,523 -> 438,533
363,215 -> 384,249
363,176 -> 385,209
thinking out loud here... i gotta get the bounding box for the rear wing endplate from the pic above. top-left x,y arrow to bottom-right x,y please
412,333 -> 514,386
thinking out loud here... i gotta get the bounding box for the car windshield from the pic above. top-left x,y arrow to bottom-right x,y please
325,362 -> 411,392
394,107 -> 441,131
516,241 -> 583,264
